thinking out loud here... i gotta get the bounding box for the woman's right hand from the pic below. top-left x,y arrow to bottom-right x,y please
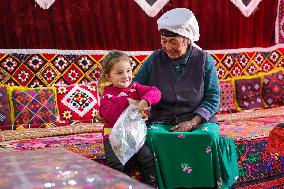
127,98 -> 139,105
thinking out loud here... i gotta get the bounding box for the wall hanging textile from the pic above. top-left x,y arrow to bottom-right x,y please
0,0 -> 277,50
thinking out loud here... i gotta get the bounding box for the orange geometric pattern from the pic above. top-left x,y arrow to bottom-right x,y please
0,49 -> 283,87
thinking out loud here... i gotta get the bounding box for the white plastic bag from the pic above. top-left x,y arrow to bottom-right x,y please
109,104 -> 147,165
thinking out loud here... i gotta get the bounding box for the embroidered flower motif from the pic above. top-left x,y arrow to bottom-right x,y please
87,85 -> 97,92
234,176 -> 239,181
129,89 -> 136,93
62,110 -> 72,119
217,67 -> 225,78
206,146 -> 211,154
91,109 -> 98,117
68,70 -> 79,81
17,70 -> 29,82
181,163 -> 192,174
118,92 -> 128,97
148,126 -> 158,129
57,87 -> 67,94
105,94 -> 113,99
254,53 -> 264,65
178,134 -> 184,139
202,127 -> 208,131
217,177 -> 223,188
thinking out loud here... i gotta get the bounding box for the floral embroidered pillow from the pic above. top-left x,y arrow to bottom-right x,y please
0,86 -> 12,129
261,70 -> 284,107
235,77 -> 264,110
55,83 -> 99,124
8,86 -> 58,126
218,80 -> 237,113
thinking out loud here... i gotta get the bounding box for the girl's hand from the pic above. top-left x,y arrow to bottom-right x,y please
127,98 -> 138,105
137,99 -> 149,113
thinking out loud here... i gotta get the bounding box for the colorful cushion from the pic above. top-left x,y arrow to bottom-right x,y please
218,80 -> 237,113
0,86 -> 12,128
235,77 -> 264,110
261,70 -> 284,107
8,86 -> 58,126
55,83 -> 99,124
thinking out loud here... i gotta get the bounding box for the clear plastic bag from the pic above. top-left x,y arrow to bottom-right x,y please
109,104 -> 147,165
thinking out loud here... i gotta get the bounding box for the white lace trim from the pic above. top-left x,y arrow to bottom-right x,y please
134,0 -> 170,17
1,44 -> 284,56
35,0 -> 56,9
230,0 -> 263,17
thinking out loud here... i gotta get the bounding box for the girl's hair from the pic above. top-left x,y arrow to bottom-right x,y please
101,50 -> 131,77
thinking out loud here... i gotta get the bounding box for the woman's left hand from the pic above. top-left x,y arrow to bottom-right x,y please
170,115 -> 203,132
170,120 -> 199,132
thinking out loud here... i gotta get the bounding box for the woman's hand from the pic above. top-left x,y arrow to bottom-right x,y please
170,120 -> 198,132
170,115 -> 203,132
137,99 -> 149,114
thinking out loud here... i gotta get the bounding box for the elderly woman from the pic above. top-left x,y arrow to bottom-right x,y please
133,8 -> 239,189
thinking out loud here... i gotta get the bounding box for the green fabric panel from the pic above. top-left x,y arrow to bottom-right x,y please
146,122 -> 238,189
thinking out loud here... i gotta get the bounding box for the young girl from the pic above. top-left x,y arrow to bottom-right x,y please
99,50 -> 161,187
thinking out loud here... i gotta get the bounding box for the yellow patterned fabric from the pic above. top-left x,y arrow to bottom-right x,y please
216,106 -> 284,122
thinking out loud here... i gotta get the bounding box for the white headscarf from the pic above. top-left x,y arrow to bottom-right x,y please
157,8 -> 201,49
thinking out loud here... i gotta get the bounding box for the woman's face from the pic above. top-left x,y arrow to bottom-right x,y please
161,35 -> 190,59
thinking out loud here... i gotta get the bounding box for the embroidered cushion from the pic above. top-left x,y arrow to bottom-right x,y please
0,86 -> 12,128
235,77 -> 264,110
8,86 -> 58,126
55,83 -> 99,124
261,70 -> 284,107
218,80 -> 237,113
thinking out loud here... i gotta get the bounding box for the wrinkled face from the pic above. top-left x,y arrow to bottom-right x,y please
106,60 -> 133,88
161,35 -> 190,59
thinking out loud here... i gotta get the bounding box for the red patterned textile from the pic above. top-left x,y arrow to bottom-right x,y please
219,80 -> 237,113
64,142 -> 105,160
262,70 -> 284,107
0,86 -> 12,128
266,125 -> 284,157
55,83 -> 99,124
219,116 -> 284,140
0,148 -> 149,189
235,176 -> 284,189
0,132 -> 103,151
212,49 -> 284,80
235,77 -> 264,110
217,106 -> 284,122
9,87 -> 57,126
0,0 -> 278,50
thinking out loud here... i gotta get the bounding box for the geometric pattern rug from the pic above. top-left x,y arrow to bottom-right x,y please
220,115 -> 284,187
0,132 -> 103,152
220,115 -> 284,140
233,176 -> 284,189
0,49 -> 283,88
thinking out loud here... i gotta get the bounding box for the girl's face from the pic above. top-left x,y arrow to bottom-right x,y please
105,60 -> 133,88
161,35 -> 190,59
